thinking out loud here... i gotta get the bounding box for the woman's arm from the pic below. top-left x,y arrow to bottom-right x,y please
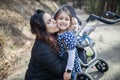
34,42 -> 67,76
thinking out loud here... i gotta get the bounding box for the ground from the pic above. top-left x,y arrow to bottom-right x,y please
5,10 -> 120,80
0,0 -> 57,79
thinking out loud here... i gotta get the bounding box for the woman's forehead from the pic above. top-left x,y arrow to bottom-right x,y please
43,13 -> 51,22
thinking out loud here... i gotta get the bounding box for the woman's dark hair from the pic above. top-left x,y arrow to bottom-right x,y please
30,9 -> 46,34
30,9 -> 59,53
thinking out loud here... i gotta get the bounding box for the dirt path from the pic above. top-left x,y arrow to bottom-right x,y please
6,10 -> 120,80
88,23 -> 120,80
77,10 -> 120,80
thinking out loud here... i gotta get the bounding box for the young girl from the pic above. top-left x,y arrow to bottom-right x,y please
54,7 -> 82,80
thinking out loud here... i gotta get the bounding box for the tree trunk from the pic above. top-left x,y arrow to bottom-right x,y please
111,0 -> 117,13
97,0 -> 106,16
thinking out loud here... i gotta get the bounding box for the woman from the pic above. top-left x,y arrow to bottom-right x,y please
25,9 -> 68,80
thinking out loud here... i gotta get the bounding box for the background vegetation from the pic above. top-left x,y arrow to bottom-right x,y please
55,0 -> 120,16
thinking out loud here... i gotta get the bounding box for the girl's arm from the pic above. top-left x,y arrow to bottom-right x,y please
66,48 -> 76,71
63,31 -> 76,80
63,31 -> 76,71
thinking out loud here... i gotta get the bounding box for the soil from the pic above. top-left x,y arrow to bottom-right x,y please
4,7 -> 120,80
77,10 -> 120,80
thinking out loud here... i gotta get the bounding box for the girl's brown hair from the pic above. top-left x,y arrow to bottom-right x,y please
53,7 -> 72,27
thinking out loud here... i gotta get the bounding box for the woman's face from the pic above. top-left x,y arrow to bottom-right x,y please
43,13 -> 59,34
56,11 -> 71,33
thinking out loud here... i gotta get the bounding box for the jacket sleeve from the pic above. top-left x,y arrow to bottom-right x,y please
34,43 -> 67,76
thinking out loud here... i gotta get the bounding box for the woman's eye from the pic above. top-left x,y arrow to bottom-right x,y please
58,17 -> 63,20
47,19 -> 51,24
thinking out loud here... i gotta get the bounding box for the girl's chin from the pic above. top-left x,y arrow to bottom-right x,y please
59,27 -> 67,30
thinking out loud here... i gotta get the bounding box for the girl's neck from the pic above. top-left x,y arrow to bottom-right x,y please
58,30 -> 68,34
58,30 -> 69,35
58,28 -> 69,33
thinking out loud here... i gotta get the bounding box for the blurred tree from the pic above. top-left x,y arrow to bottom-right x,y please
72,0 -> 77,8
72,0 -> 84,9
86,0 -> 100,14
117,0 -> 120,14
53,0 -> 120,15
53,0 -> 67,4
106,0 -> 117,13
85,0 -> 120,16
97,0 -> 106,16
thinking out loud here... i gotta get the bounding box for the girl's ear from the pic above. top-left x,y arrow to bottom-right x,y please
70,19 -> 72,27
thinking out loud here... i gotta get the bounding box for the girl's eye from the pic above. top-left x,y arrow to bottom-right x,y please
65,18 -> 70,21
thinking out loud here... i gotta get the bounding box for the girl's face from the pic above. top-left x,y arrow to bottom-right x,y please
56,11 -> 71,33
43,13 -> 59,34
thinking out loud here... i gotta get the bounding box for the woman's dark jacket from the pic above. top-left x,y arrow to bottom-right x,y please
25,38 -> 68,80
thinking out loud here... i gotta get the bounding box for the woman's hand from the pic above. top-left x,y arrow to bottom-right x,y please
63,71 -> 71,80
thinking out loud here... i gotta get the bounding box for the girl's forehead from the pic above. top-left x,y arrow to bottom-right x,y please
58,11 -> 69,17
59,11 -> 67,15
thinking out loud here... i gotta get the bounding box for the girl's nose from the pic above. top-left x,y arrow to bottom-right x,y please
62,19 -> 66,23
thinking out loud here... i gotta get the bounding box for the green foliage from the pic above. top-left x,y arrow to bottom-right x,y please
60,0 -> 67,4
55,0 -> 67,4
117,0 -> 120,14
86,0 -> 120,15
86,0 -> 101,14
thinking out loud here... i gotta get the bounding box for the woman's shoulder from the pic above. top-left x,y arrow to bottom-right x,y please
33,38 -> 52,51
32,38 -> 56,57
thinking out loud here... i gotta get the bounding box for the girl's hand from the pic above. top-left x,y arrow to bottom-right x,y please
63,71 -> 71,80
